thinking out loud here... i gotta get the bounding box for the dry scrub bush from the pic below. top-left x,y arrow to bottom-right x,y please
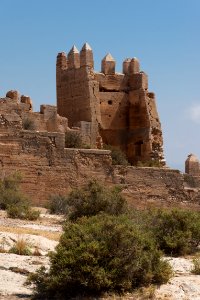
65,131 -> 82,148
104,145 -> 129,166
22,118 -> 36,130
143,208 -> 200,256
27,214 -> 172,299
0,172 -> 40,220
9,236 -> 31,256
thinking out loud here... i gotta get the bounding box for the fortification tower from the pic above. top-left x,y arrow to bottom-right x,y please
185,154 -> 200,176
56,43 -> 164,165
56,44 -> 101,146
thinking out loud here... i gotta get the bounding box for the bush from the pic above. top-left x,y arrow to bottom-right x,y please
137,160 -> 161,167
104,145 -> 129,166
0,173 -> 25,210
192,255 -> 200,275
66,180 -> 127,221
22,118 -> 36,130
7,203 -> 40,220
149,208 -> 200,256
65,131 -> 82,148
27,214 -> 172,299
0,172 -> 40,221
47,194 -> 68,215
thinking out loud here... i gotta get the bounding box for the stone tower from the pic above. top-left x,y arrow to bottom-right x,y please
56,43 -> 165,165
185,154 -> 200,176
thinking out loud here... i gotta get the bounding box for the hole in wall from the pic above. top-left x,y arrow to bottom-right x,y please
108,100 -> 112,105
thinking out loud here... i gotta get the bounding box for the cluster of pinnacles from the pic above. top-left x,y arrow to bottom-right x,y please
56,43 -> 140,75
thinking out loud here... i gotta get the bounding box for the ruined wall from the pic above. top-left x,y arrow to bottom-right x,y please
56,44 -> 164,165
0,131 -> 197,208
0,96 -> 198,208
0,93 -> 68,134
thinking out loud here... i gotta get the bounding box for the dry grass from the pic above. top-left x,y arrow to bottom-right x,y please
0,226 -> 61,241
9,236 -> 31,255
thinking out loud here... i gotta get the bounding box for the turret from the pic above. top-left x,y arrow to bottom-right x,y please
123,58 -> 131,75
80,43 -> 94,68
56,52 -> 68,70
123,57 -> 140,75
185,154 -> 200,176
129,57 -> 140,74
67,45 -> 80,69
101,53 -> 115,75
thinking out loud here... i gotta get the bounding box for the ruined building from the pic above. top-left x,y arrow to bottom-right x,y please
56,43 -> 165,165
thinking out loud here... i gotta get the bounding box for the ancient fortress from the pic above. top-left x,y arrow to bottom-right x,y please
0,42 -> 199,206
56,43 -> 164,165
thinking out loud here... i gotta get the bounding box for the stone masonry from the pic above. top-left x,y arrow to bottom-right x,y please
56,43 -> 165,165
0,91 -> 199,206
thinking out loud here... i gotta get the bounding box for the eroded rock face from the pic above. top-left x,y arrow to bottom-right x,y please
56,43 -> 165,165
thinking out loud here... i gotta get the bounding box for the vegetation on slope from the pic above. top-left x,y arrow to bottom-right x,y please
28,181 -> 173,299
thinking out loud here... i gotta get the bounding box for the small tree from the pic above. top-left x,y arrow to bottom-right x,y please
65,131 -> 82,148
66,180 -> 127,221
22,118 -> 36,130
0,172 -> 40,221
104,145 -> 129,166
27,214 -> 172,299
47,194 -> 68,215
149,208 -> 200,256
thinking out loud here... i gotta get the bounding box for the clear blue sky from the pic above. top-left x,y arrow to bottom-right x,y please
0,0 -> 200,170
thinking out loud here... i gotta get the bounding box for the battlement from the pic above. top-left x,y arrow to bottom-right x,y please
56,43 -> 142,77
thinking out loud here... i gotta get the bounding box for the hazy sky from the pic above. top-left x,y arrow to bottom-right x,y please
0,0 -> 200,170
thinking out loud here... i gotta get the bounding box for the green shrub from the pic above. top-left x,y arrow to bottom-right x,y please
66,180 -> 127,221
7,203 -> 40,220
104,145 -> 129,166
192,255 -> 200,274
22,118 -> 36,130
0,172 -> 23,210
149,208 -> 200,256
27,214 -> 172,299
137,160 -> 161,167
0,172 -> 40,221
65,131 -> 82,148
47,194 -> 68,215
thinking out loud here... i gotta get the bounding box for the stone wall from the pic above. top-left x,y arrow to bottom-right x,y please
0,123 -> 198,207
0,92 -> 69,133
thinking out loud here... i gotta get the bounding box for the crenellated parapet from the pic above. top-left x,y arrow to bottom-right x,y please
56,43 -> 94,72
